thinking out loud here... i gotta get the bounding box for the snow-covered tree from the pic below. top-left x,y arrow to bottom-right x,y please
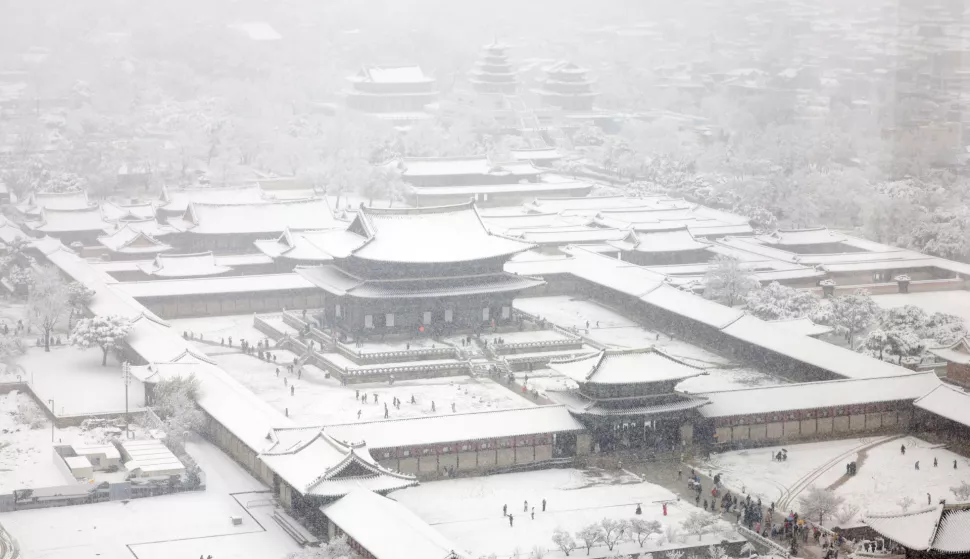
744,281 -> 822,320
27,265 -> 69,352
70,314 -> 132,366
600,518 -> 628,551
66,281 -> 95,330
681,512 -> 718,541
897,496 -> 915,512
530,545 -> 546,559
665,549 -> 686,559
7,265 -> 34,291
153,374 -> 204,448
703,255 -> 759,307
826,289 -> 881,346
576,524 -> 603,555
951,481 -> 970,501
861,328 -> 923,364
707,545 -> 729,559
798,486 -> 845,523
552,528 -> 578,556
285,535 -> 359,559
835,503 -> 861,525
629,518 -> 662,547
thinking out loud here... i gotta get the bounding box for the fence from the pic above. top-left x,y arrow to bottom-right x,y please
737,524 -> 791,558
253,314 -> 286,340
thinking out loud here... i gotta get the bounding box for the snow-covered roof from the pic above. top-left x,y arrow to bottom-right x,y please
169,199 -> 336,235
17,191 -> 91,215
864,505 -> 970,552
297,265 -> 542,299
548,389 -> 709,416
721,315 -> 914,379
517,226 -> 627,246
350,66 -> 435,84
324,406 -> 585,450
399,156 -> 542,179
254,228 -> 342,262
347,202 -> 534,264
563,246 -> 666,297
929,337 -> 970,365
609,226 -> 711,253
322,490 -> 466,559
260,428 -> 416,498
550,348 -> 706,385
97,224 -> 172,254
765,317 -> 834,337
408,179 -> 591,198
120,440 -> 184,473
72,443 -> 121,460
0,216 -> 26,244
25,206 -> 111,233
101,201 -> 157,222
913,383 -> 970,429
696,371 -> 941,417
641,284 -> 746,329
113,273 -> 315,299
159,184 -> 267,213
758,227 -> 845,246
527,195 -> 671,213
511,147 -> 562,162
136,252 -> 232,278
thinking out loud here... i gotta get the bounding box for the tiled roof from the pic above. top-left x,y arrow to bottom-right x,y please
350,65 -> 434,84
97,225 -> 172,254
136,252 -> 232,278
864,505 -> 970,552
159,184 -> 267,213
913,383 -> 970,429
25,206 -> 112,233
929,338 -> 970,365
609,226 -> 711,253
348,202 -> 534,264
550,348 -> 706,385
168,198 -> 336,235
757,227 -> 845,246
547,389 -> 709,417
296,265 -> 543,299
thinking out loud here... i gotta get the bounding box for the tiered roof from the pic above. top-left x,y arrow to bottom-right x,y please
297,266 -> 542,300
260,427 -> 416,498
550,348 -> 707,386
97,224 -> 173,255
469,42 -> 518,94
136,252 -> 233,278
864,504 -> 970,553
168,199 -> 336,235
608,226 -> 711,253
322,490 -> 466,559
532,61 -> 599,108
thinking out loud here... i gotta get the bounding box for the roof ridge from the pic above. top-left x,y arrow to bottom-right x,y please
698,370 -> 939,395
324,404 -> 569,429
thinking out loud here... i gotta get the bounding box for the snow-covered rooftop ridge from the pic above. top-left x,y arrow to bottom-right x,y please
25,205 -> 112,233
97,224 -> 172,254
695,371 -> 941,417
323,490 -> 467,559
913,383 -> 970,429
550,348 -> 706,385
610,226 -> 711,253
765,317 -> 834,337
137,251 -> 232,278
350,65 -> 435,84
324,405 -> 585,450
864,504 -> 970,553
348,201 -> 535,264
170,198 -> 336,235
758,227 -> 845,246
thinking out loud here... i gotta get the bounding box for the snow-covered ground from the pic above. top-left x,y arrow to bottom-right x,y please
482,329 -> 573,344
697,436 -> 970,526
209,351 -> 534,425
0,390 -> 149,491
872,291 -> 970,328
2,438 -> 300,559
17,345 -> 146,416
514,296 -> 785,391
391,468 -> 741,558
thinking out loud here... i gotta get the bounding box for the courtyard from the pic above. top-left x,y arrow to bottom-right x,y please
696,435 -> 970,527
391,468 -> 741,558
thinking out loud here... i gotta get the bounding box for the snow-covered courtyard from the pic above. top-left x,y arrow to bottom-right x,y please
208,350 -> 535,425
514,296 -> 786,391
391,468 -> 741,558
697,436 -> 970,527
1,438 -> 300,559
16,345 -> 146,416
168,313 -> 274,348
872,291 -> 970,328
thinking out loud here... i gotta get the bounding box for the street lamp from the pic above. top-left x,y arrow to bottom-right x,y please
47,399 -> 54,442
122,361 -> 131,439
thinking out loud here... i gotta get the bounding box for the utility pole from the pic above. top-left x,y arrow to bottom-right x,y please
47,399 -> 54,442
122,361 -> 131,439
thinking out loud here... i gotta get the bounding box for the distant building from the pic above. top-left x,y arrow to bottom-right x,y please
532,61 -> 599,111
468,42 -> 519,95
345,66 -> 438,122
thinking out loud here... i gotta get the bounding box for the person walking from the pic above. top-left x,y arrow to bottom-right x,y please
916,461 -> 920,470
928,493 -> 932,505
509,513 -> 514,527
901,444 -> 906,455
542,499 -> 546,512
357,409 -> 362,419
503,504 -> 507,516
524,500 -> 528,512
531,507 -> 535,520
678,469 -> 683,480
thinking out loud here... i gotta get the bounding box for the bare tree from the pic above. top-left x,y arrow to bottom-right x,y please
27,265 -> 69,352
629,518 -> 662,547
897,496 -> 915,512
798,486 -> 845,524
951,482 -> 970,501
703,255 -> 759,307
681,512 -> 718,541
600,518 -> 629,551
835,503 -> 861,525
576,524 -> 603,556
552,529 -> 578,557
